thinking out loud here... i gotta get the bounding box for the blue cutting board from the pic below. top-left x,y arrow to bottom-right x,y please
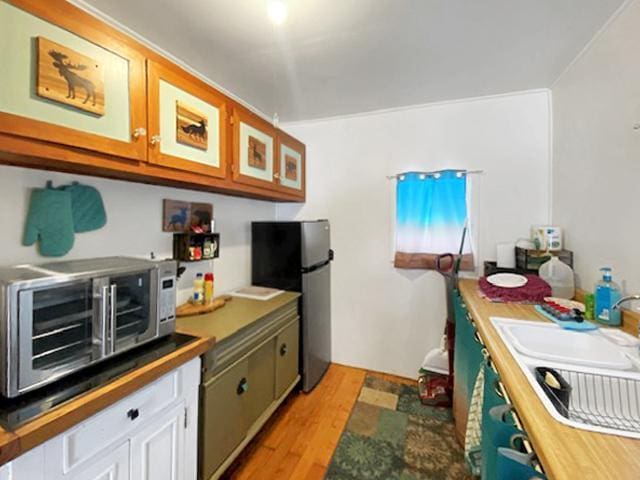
535,305 -> 599,331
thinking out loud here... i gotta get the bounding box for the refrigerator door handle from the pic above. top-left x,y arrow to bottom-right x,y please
301,260 -> 330,274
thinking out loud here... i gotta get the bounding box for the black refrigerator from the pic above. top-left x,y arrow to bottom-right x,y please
252,220 -> 332,392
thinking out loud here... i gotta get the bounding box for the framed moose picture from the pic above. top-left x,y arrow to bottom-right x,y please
36,36 -> 105,116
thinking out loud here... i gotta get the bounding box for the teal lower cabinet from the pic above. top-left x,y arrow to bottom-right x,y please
199,302 -> 300,480
453,290 -> 485,440
479,362 -> 545,480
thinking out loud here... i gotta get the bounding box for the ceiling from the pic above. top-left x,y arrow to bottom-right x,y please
77,0 -> 625,122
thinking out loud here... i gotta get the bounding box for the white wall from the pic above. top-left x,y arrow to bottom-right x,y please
0,165 -> 276,302
278,90 -> 551,378
552,0 -> 640,294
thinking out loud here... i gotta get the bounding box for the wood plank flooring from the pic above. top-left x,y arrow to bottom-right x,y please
221,363 -> 415,480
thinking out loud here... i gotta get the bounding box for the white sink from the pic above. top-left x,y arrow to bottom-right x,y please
491,317 -> 640,439
502,322 -> 633,370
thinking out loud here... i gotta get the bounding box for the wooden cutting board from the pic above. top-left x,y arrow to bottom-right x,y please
176,295 -> 232,317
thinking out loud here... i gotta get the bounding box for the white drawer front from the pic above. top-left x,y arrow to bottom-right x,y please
62,371 -> 180,473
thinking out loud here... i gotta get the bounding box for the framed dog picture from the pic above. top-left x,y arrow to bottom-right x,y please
36,36 -> 105,116
176,101 -> 208,151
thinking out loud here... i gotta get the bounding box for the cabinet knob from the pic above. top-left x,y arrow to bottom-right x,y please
280,343 -> 288,356
150,135 -> 162,146
132,127 -> 147,139
127,408 -> 140,420
237,377 -> 248,395
634,124 -> 640,130
273,172 -> 281,180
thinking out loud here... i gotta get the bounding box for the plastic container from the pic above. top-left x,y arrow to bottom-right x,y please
204,272 -> 214,304
193,273 -> 204,305
538,256 -> 575,299
595,267 -> 621,326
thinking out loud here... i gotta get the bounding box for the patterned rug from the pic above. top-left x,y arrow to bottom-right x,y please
325,375 -> 472,480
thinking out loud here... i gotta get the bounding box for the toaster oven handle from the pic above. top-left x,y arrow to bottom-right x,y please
109,284 -> 117,354
100,285 -> 109,357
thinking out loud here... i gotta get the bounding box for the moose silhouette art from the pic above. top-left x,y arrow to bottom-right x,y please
48,50 -> 97,106
167,207 -> 189,231
181,119 -> 207,143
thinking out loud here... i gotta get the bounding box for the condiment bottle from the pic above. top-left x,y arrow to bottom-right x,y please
204,273 -> 214,304
193,273 -> 205,305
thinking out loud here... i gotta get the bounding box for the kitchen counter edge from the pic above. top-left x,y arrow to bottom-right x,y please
0,335 -> 213,466
458,278 -> 640,479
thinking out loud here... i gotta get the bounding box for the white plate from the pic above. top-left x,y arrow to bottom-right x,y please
486,273 -> 528,288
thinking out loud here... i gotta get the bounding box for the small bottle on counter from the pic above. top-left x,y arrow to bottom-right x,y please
193,273 -> 205,305
595,267 -> 621,326
204,272 -> 214,304
584,293 -> 595,320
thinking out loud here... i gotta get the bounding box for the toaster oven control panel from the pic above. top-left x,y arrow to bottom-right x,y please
159,276 -> 176,322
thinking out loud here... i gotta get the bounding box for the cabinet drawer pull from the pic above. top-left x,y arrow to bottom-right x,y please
127,408 -> 140,420
280,343 -> 288,356
494,381 -> 505,399
237,377 -> 249,395
132,127 -> 147,139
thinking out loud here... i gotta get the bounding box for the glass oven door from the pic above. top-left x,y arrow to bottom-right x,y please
18,280 -> 105,394
108,269 -> 157,353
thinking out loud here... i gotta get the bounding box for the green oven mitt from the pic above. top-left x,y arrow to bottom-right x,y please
23,185 -> 75,257
60,182 -> 107,233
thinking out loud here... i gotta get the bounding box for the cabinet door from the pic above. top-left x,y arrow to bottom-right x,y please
0,1 -> 147,161
231,107 -> 278,191
130,403 -> 186,480
200,358 -> 249,480
68,442 -> 129,480
275,321 -> 300,398
147,60 -> 227,178
275,131 -> 306,200
246,339 -> 276,427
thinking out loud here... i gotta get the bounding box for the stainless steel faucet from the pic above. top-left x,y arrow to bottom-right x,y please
612,295 -> 640,310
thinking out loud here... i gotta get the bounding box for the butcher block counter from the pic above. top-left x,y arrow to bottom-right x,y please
458,278 -> 640,479
0,333 -> 211,466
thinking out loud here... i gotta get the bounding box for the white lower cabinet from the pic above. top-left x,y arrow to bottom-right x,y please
130,403 -> 185,480
68,442 -> 130,480
0,358 -> 200,480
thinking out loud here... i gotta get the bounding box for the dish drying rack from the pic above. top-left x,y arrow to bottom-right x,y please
544,368 -> 640,434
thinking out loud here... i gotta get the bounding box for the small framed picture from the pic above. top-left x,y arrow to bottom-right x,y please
163,200 -> 191,232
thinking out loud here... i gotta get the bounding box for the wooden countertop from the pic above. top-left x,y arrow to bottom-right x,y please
0,334 -> 212,466
176,291 -> 301,343
458,278 -> 640,479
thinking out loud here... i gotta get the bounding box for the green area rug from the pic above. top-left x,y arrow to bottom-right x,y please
325,375 -> 472,480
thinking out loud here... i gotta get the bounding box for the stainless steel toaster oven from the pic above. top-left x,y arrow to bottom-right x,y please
0,257 -> 177,397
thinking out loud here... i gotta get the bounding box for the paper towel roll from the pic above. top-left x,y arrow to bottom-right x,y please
497,243 -> 516,268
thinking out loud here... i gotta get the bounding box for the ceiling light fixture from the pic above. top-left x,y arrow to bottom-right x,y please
268,0 -> 287,25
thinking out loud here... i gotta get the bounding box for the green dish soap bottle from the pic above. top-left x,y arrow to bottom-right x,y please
595,267 -> 621,326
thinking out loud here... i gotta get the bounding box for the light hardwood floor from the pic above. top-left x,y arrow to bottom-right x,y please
221,363 -> 415,480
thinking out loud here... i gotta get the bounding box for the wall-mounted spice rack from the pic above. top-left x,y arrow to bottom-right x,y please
173,232 -> 220,262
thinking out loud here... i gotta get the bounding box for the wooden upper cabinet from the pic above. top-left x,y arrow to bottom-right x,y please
275,130 -> 306,199
0,0 -> 148,161
231,107 -> 278,191
146,60 -> 227,179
